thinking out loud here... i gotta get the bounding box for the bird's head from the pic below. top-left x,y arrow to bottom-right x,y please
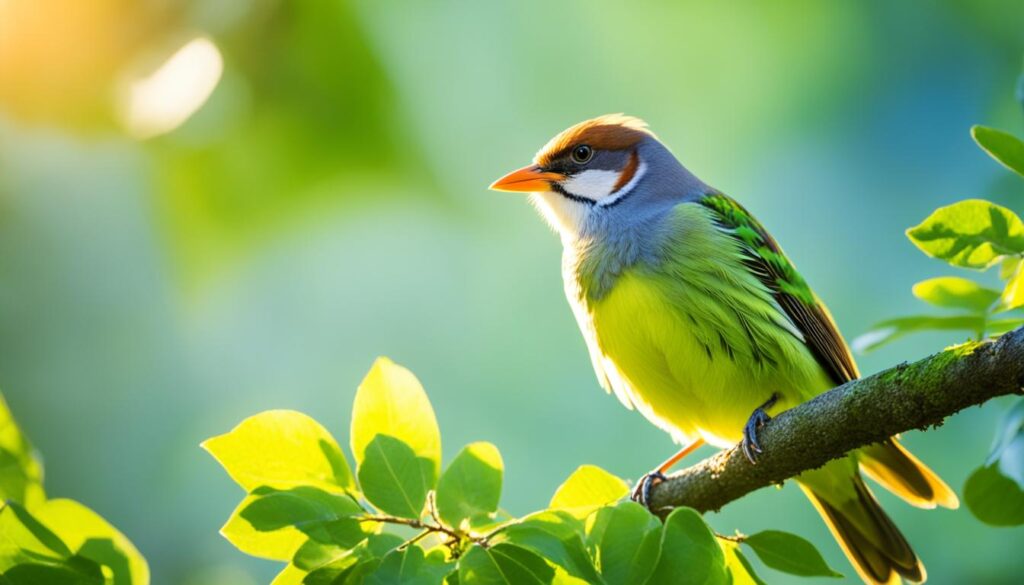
490,114 -> 694,238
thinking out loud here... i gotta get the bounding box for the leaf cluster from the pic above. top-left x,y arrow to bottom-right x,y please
0,394 -> 149,584
206,358 -> 844,584
853,101 -> 1024,529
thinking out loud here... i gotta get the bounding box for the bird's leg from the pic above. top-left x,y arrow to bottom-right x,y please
631,438 -> 705,508
741,393 -> 779,464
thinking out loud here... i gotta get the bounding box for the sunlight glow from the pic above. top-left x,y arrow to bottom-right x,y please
122,37 -> 223,139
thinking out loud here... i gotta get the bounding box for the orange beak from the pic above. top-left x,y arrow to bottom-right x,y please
489,164 -> 565,193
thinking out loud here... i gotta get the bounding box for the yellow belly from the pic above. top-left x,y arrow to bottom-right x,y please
588,270 -> 834,448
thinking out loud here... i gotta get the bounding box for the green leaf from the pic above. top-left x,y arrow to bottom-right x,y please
585,501 -> 661,585
365,545 -> 452,585
3,560 -> 105,585
912,277 -> 1000,312
458,543 -> 554,585
998,260 -> 1024,312
972,125 -> 1024,177
648,508 -> 728,585
222,486 -> 365,561
743,530 -> 842,578
549,465 -> 629,518
296,532 -> 404,582
303,557 -> 364,585
202,410 -> 355,494
34,498 -> 149,585
990,317 -> 1024,335
293,540 -> 352,573
436,442 -> 503,528
0,395 -> 46,507
0,502 -> 105,585
852,315 -> 986,353
720,540 -> 767,585
358,434 -> 434,518
964,400 -> 1024,526
351,357 -> 441,480
493,511 -> 600,583
0,502 -> 70,564
906,199 -> 1024,269
999,256 -> 1021,280
964,464 -> 1024,526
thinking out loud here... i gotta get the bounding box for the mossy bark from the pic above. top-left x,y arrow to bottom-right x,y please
648,326 -> 1024,516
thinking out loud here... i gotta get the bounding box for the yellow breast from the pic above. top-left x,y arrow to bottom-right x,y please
587,269 -> 833,448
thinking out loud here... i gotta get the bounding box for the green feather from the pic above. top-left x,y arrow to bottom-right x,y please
698,192 -> 858,384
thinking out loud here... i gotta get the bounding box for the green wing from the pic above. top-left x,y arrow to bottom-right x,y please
698,192 -> 859,384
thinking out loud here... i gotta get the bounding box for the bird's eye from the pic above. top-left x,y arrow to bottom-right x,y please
571,144 -> 593,164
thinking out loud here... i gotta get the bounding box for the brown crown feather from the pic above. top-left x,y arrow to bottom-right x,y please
534,114 -> 653,167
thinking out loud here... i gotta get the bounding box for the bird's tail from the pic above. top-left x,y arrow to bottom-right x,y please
798,461 -> 924,585
858,439 -> 959,510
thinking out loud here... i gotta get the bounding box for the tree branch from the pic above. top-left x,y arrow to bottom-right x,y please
648,326 -> 1024,516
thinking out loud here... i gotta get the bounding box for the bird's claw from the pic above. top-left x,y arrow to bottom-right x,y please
631,470 -> 667,509
741,393 -> 778,465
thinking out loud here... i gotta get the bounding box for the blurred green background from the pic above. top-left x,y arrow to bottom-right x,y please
1,1 -> 1023,583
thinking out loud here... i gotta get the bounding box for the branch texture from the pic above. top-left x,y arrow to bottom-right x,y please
648,326 -> 1024,515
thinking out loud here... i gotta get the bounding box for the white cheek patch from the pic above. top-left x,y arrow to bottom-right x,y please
561,169 -> 622,201
560,163 -> 648,206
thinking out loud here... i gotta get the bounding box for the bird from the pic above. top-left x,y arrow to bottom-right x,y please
490,114 -> 958,585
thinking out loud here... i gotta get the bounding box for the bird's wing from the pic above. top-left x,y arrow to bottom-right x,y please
698,192 -> 859,384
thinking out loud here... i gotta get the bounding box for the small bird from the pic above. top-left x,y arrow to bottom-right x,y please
491,115 -> 958,585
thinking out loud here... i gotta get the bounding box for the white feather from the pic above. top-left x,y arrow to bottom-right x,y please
561,169 -> 621,201
530,192 -> 588,240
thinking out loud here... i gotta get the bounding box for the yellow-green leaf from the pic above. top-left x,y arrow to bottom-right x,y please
493,510 -> 599,583
999,261 -> 1024,312
436,442 -> 503,528
999,256 -> 1022,280
271,563 -> 306,585
0,501 -> 71,567
34,499 -> 150,585
458,543 -> 554,585
585,501 -> 661,585
852,315 -> 987,353
0,502 -> 107,584
972,125 -> 1024,177
648,507 -> 728,585
991,317 -> 1024,335
350,358 -> 441,479
202,410 -> 354,494
357,434 -> 434,519
912,277 -> 1000,312
222,497 -> 304,562
548,465 -> 628,518
365,545 -> 453,585
906,199 -> 1024,269
721,540 -> 767,585
221,486 -> 364,561
0,394 -> 46,507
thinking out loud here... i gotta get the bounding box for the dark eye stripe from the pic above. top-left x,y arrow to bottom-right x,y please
551,182 -> 596,206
